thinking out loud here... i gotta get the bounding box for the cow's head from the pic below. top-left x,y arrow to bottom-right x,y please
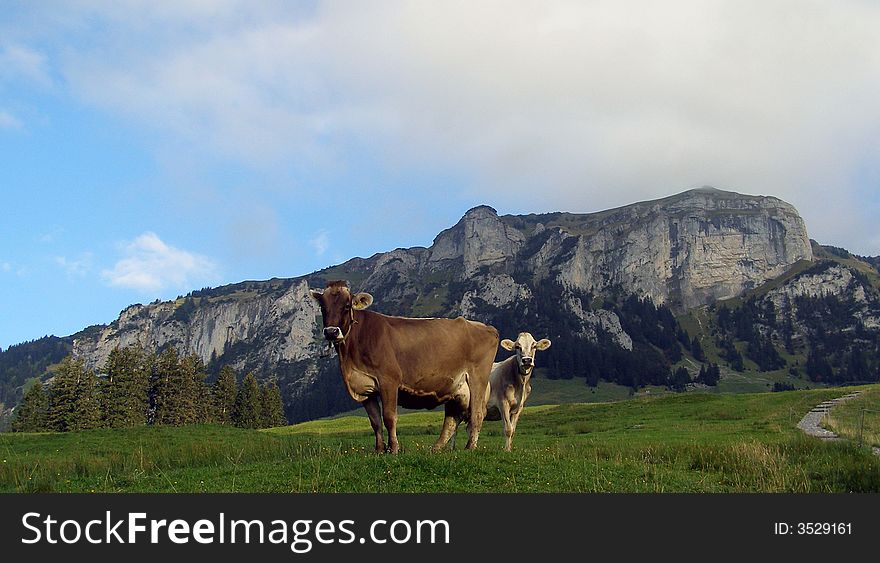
309,280 -> 373,343
501,332 -> 551,375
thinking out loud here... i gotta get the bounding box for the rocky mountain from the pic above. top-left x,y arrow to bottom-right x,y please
702,247 -> 880,384
324,186 -> 811,313
4,186 -> 872,424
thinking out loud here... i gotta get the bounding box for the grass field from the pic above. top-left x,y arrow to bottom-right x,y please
823,386 -> 880,448
2,386 -> 879,493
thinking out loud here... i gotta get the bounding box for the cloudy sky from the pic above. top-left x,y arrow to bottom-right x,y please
2,0 -> 879,348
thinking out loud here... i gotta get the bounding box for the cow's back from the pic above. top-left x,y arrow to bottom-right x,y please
383,315 -> 498,374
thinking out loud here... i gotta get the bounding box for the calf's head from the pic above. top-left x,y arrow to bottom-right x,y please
309,281 -> 373,343
501,332 -> 551,375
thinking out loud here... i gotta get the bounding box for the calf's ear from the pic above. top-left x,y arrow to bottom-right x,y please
352,292 -> 374,310
536,338 -> 552,350
309,288 -> 324,300
500,339 -> 515,351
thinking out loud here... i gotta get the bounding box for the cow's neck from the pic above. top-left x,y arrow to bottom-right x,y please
333,309 -> 371,366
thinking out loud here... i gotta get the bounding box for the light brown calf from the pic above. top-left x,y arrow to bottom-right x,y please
485,332 -> 551,451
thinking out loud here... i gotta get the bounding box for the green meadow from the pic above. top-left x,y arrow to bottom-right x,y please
2,386 -> 879,493
823,386 -> 880,448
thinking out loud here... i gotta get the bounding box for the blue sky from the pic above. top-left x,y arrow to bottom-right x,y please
2,1 -> 879,349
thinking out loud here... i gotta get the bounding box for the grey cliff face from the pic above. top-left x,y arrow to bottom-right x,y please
544,188 -> 812,309
429,205 -> 526,277
73,279 -> 320,372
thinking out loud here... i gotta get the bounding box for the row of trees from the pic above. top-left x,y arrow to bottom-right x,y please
669,362 -> 721,391
11,346 -> 286,433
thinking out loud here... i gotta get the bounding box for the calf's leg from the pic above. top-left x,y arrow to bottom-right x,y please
501,401 -> 514,452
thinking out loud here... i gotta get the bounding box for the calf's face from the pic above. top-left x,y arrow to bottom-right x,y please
309,281 -> 373,342
501,332 -> 551,374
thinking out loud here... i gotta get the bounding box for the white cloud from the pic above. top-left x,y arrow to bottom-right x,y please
101,232 -> 218,292
0,44 -> 52,86
37,228 -> 65,244
1,262 -> 11,273
309,229 -> 330,256
55,253 -> 93,278
0,110 -> 22,130
20,1 -> 880,252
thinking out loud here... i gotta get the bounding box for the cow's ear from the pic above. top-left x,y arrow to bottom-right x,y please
500,339 -> 515,351
536,338 -> 552,351
352,292 -> 373,310
309,288 -> 324,300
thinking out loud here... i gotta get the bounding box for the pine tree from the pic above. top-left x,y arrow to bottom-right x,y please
697,362 -> 721,386
100,346 -> 151,428
11,380 -> 48,432
710,363 -> 721,385
213,366 -> 238,425
153,348 -> 185,425
260,380 -> 287,428
153,349 -> 212,426
669,366 -> 691,392
179,354 -> 208,424
806,350 -> 834,382
196,379 -> 215,424
47,356 -> 100,432
234,372 -> 262,429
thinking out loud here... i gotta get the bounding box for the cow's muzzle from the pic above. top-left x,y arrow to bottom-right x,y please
519,356 -> 533,375
323,326 -> 342,341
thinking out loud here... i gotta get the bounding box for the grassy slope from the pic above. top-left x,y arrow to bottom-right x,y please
3,386 -> 879,493
823,386 -> 880,448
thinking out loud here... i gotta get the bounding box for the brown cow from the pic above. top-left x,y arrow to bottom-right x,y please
486,332 -> 551,451
310,281 -> 499,453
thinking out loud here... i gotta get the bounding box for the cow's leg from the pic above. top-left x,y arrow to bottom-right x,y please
450,421 -> 458,450
507,385 -> 529,450
501,401 -> 514,452
362,395 -> 385,453
379,386 -> 400,454
432,402 -> 462,452
465,378 -> 489,450
511,406 -> 524,429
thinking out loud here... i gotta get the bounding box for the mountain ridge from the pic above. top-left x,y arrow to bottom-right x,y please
3,187 -> 877,425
